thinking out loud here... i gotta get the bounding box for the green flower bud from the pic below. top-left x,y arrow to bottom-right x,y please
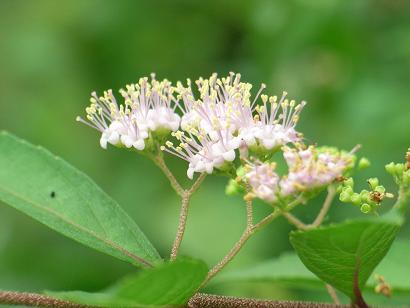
358,157 -> 371,170
225,179 -> 243,196
339,192 -> 352,203
395,163 -> 405,175
342,186 -> 354,196
385,162 -> 396,175
360,203 -> 372,214
368,178 -> 379,190
236,166 -> 246,178
351,193 -> 362,206
360,190 -> 371,203
344,177 -> 354,188
374,185 -> 386,194
336,185 -> 343,194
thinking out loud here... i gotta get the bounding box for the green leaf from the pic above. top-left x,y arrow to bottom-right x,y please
215,239 -> 410,295
48,258 -> 208,307
0,131 -> 160,267
290,217 -> 401,298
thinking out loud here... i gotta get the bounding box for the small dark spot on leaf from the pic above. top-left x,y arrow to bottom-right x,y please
50,191 -> 56,198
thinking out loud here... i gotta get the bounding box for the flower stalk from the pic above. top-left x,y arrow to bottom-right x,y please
170,173 -> 207,261
202,206 -> 281,286
151,150 -> 208,260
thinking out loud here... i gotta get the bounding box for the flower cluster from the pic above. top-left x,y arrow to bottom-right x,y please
244,146 -> 354,203
77,76 -> 180,151
161,73 -> 306,178
339,177 -> 394,214
78,73 -> 362,204
245,162 -> 280,202
78,73 -> 306,179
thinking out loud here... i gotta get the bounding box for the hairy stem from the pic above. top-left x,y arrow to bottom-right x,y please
0,291 -> 94,308
312,185 -> 336,227
188,293 -> 350,308
245,198 -> 254,227
203,208 -> 280,286
189,173 -> 207,195
283,212 -> 309,230
204,227 -> 253,286
170,192 -> 191,260
0,290 -> 356,308
170,173 -> 207,260
152,153 -> 207,260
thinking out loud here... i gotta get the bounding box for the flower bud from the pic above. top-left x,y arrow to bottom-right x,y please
360,190 -> 371,203
358,157 -> 371,170
374,185 -> 386,194
368,178 -> 379,190
225,179 -> 243,196
342,186 -> 354,196
360,203 -> 372,214
395,163 -> 405,175
344,177 -> 354,188
236,166 -> 246,178
339,192 -> 352,203
351,193 -> 362,206
385,162 -> 396,175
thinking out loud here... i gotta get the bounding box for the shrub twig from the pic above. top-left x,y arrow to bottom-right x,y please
0,291 -> 95,308
188,293 -> 350,308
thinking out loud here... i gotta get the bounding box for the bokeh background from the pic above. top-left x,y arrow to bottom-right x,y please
0,0 -> 409,306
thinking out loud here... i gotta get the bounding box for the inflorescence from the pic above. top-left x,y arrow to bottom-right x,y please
78,72 -> 378,211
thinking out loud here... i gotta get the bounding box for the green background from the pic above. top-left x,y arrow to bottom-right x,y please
0,0 -> 409,305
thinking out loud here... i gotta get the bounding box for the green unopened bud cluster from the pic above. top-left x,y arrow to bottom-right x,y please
385,162 -> 410,186
339,177 -> 393,214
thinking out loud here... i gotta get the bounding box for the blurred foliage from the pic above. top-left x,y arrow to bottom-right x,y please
0,0 -> 409,304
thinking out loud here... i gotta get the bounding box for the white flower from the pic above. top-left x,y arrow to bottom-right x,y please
164,72 -> 306,178
245,162 -> 280,202
161,128 -> 239,179
244,146 -> 354,203
78,75 -> 182,150
147,106 -> 180,132
280,146 -> 352,195
79,73 -> 308,179
253,92 -> 306,150
120,76 -> 181,132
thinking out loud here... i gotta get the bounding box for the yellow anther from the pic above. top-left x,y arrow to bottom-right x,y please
174,131 -> 184,140
261,94 -> 268,104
